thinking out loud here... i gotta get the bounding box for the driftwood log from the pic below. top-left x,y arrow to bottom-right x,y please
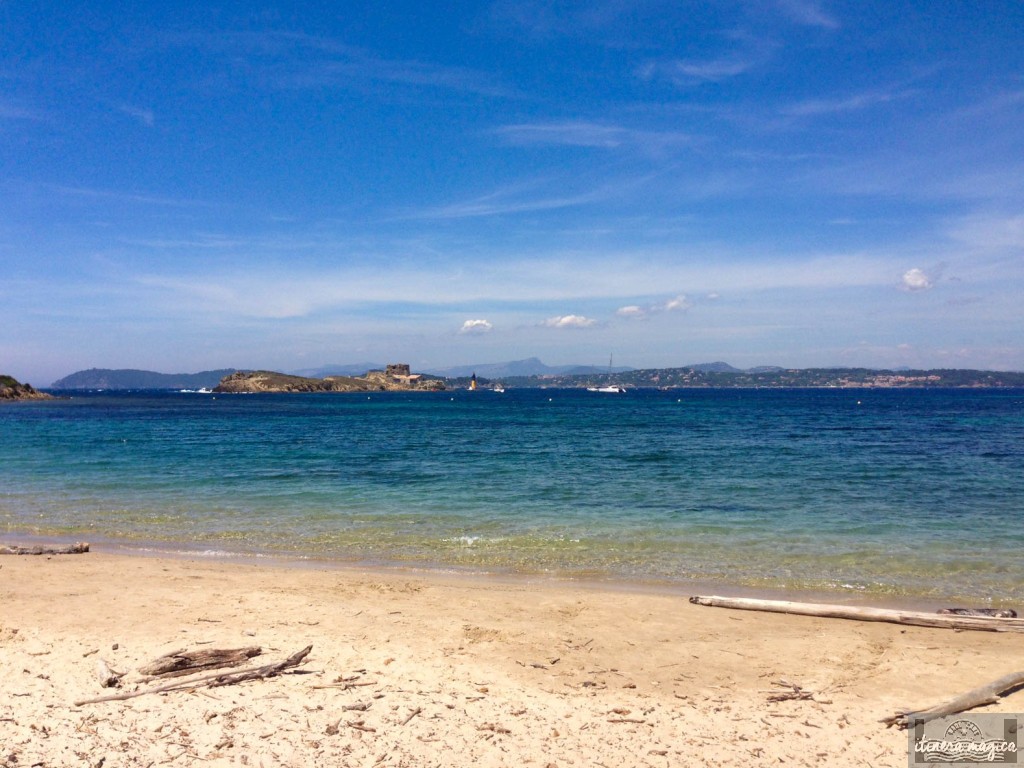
95,658 -> 125,688
881,670 -> 1024,729
74,645 -> 312,707
938,607 -> 1017,618
0,542 -> 89,555
689,596 -> 1024,633
139,646 -> 262,678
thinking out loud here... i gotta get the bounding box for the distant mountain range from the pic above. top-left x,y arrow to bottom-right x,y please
50,368 -> 238,390
49,358 -> 638,389
421,357 -> 633,378
45,361 -> 1024,391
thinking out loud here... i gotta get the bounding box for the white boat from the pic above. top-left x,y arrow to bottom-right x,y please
587,353 -> 624,392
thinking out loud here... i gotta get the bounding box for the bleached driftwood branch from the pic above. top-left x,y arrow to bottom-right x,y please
74,645 -> 312,706
139,646 -> 262,678
689,596 -> 1024,633
881,670 -> 1024,729
0,542 -> 89,555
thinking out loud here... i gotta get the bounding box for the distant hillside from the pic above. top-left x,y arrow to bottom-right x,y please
488,366 -> 1024,390
427,357 -> 633,378
685,361 -> 743,373
51,368 -> 239,390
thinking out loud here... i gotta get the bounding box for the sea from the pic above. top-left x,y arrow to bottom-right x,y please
2,387 -> 1023,604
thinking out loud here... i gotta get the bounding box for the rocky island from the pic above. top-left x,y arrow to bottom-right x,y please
214,364 -> 445,394
0,375 -> 53,401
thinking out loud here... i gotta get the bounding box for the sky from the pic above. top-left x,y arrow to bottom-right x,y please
2,1 -> 1023,385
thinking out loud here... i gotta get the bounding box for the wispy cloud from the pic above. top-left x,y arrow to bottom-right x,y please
118,104 -> 155,127
41,183 -> 212,209
637,29 -> 777,87
485,0 -> 644,42
783,88 -> 915,118
494,121 -> 693,151
113,247 -> 905,323
169,30 -> 513,99
405,181 -> 608,220
496,121 -> 631,148
947,213 -> 1024,250
638,55 -> 761,85
0,100 -> 42,121
774,0 -> 839,29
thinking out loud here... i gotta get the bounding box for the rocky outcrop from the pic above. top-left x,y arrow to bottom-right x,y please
0,375 -> 54,401
213,368 -> 445,394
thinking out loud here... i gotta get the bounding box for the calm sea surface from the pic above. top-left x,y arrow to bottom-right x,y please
2,388 -> 1022,602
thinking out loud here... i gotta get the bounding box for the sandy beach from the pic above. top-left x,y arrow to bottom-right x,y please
3,550 -> 1023,767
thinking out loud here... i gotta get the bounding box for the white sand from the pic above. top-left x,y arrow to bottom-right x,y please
3,550 -> 1023,767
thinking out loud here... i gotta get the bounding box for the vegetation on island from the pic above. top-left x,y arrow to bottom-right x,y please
457,366 -> 1024,390
213,367 -> 445,393
0,375 -> 53,401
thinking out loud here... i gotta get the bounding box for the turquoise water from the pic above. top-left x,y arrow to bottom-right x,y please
2,388 -> 1023,601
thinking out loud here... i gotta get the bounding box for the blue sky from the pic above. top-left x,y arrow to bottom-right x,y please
3,1 -> 1023,385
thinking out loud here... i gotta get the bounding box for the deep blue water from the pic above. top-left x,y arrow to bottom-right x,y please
2,388 -> 1023,601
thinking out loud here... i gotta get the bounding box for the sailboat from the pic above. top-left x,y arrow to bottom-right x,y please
587,354 -> 625,393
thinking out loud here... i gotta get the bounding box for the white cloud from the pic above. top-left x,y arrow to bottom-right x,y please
459,319 -> 493,334
544,314 -> 596,328
901,268 -> 933,292
663,294 -> 692,311
617,294 -> 691,319
616,305 -> 646,319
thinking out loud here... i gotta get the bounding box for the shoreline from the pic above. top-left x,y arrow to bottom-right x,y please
2,532 -> 1017,614
3,548 -> 1024,766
